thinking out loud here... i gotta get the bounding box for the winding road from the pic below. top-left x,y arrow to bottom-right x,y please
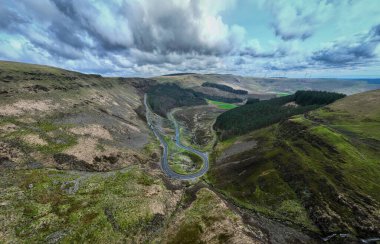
144,94 -> 209,180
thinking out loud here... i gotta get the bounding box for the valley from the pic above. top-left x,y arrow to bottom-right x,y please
2,2 -> 380,243
1,61 -> 379,243
144,94 -> 208,179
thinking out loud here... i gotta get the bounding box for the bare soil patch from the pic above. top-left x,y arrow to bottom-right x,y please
69,124 -> 113,140
61,137 -> 144,171
0,99 -> 59,116
0,123 -> 18,134
22,134 -> 48,146
64,138 -> 106,162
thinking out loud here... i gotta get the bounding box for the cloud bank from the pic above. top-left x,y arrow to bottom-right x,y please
311,25 -> 380,67
0,0 -> 379,77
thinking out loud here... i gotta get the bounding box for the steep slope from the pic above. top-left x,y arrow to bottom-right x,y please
0,61 -> 157,171
209,89 -> 380,238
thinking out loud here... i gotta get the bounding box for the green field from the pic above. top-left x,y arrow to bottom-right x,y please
207,99 -> 238,109
276,92 -> 291,97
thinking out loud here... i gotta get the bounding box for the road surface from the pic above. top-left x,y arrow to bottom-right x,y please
144,94 -> 209,180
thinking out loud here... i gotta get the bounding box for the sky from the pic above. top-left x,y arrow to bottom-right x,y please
1,0 -> 380,78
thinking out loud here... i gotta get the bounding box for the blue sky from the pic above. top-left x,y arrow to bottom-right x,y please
0,0 -> 380,78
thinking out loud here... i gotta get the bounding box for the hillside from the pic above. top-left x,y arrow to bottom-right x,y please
1,61 -> 317,243
209,89 -> 380,239
0,61 -> 156,171
214,91 -> 346,139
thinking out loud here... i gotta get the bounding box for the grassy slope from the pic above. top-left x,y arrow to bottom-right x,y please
0,166 -> 173,243
209,89 -> 380,237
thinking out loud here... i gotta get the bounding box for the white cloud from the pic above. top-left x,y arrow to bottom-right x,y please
0,0 -> 379,77
258,0 -> 334,40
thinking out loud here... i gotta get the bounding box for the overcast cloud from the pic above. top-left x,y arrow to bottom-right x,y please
0,0 -> 379,77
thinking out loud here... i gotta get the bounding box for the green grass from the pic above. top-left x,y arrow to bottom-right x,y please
208,130 -> 317,231
0,167 -> 168,243
168,188 -> 240,243
0,118 -> 78,156
169,150 -> 204,175
276,92 -> 290,97
170,163 -> 188,175
207,99 -> 238,110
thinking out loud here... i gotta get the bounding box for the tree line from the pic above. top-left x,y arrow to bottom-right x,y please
202,82 -> 248,95
193,92 -> 243,103
294,90 -> 346,106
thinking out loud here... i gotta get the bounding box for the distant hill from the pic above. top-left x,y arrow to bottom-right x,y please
352,78 -> 380,84
162,72 -> 197,76
154,73 -> 380,96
